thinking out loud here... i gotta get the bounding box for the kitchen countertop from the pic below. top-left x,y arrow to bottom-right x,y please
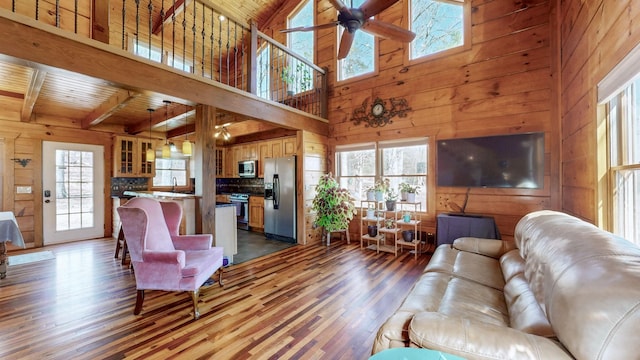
122,191 -> 198,199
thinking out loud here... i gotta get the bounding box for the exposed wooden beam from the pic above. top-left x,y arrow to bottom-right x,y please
0,89 -> 23,100
0,11 -> 328,136
20,69 -> 46,122
81,89 -> 140,129
128,107 -> 194,135
167,123 -> 196,139
152,0 -> 188,35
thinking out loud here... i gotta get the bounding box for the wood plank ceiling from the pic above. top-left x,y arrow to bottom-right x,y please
0,0 -> 289,142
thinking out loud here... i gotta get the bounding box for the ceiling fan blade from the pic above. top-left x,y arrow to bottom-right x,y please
328,0 -> 352,15
280,22 -> 339,33
359,0 -> 400,18
361,19 -> 416,42
338,31 -> 355,60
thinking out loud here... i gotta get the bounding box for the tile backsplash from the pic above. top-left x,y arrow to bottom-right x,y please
216,177 -> 264,195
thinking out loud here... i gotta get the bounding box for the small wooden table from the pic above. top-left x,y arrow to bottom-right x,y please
0,212 -> 26,279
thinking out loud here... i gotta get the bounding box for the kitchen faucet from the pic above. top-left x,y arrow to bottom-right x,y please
172,177 -> 177,192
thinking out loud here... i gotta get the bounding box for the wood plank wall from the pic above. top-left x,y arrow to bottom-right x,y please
262,0 -> 560,240
0,0 -> 91,36
301,130 -> 328,245
559,0 -> 640,224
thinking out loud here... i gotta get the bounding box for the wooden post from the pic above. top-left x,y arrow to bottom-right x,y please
196,105 -> 217,236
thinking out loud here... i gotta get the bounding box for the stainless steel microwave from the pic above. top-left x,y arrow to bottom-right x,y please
238,160 -> 257,178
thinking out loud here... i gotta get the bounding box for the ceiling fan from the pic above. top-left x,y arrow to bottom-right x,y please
281,0 -> 416,60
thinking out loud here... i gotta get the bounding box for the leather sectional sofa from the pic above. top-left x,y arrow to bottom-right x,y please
372,210 -> 640,359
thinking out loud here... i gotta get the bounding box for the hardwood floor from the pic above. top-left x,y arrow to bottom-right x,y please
0,238 -> 431,359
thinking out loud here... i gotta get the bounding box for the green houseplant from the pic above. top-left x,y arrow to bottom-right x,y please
312,173 -> 356,232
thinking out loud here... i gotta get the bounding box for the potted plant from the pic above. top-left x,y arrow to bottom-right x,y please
366,203 -> 376,219
399,183 -> 420,203
312,173 -> 356,233
385,189 -> 398,211
373,178 -> 389,202
365,185 -> 376,201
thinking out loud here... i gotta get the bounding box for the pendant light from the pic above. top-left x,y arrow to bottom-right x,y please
146,108 -> 155,162
182,104 -> 192,156
162,100 -> 171,159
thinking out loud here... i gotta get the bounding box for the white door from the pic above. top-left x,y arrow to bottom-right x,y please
43,142 -> 104,245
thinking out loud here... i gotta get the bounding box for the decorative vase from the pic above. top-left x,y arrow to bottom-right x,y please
385,200 -> 396,211
402,230 -> 415,242
366,191 -> 375,201
368,225 -> 378,237
406,192 -> 416,203
375,191 -> 384,202
403,213 -> 411,223
366,209 -> 375,219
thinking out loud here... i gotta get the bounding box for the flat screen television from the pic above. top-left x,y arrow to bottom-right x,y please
437,132 -> 545,189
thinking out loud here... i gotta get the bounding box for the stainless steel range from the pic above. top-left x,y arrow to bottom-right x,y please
229,193 -> 249,230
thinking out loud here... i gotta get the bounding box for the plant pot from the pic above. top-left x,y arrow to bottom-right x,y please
366,209 -> 375,219
385,200 -> 396,211
406,192 -> 416,203
367,225 -> 378,237
400,191 -> 408,201
366,191 -> 375,201
402,230 -> 415,242
375,191 -> 384,202
403,213 -> 411,223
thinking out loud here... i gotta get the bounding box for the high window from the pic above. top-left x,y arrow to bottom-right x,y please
336,139 -> 428,211
256,45 -> 271,100
338,0 -> 375,81
410,0 -> 467,61
288,0 -> 314,63
598,45 -> 640,243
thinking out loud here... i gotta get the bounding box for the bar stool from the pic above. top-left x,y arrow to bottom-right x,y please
114,226 -> 128,265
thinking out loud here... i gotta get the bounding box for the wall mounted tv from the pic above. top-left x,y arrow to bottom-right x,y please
437,132 -> 545,189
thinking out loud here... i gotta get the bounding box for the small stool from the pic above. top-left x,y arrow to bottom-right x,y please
114,226 -> 128,265
325,229 -> 350,246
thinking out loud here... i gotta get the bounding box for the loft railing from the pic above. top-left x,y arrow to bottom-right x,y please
2,0 -> 327,118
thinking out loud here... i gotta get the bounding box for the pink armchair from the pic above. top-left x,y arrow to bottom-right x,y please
117,197 -> 224,319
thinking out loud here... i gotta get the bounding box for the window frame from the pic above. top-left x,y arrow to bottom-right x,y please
152,156 -> 190,190
335,138 -> 431,215
404,0 -> 471,66
597,42 -> 640,243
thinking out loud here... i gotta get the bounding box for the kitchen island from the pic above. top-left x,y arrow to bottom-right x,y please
123,191 -> 197,235
122,191 -> 237,263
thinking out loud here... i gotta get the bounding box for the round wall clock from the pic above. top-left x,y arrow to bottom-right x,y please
371,98 -> 386,117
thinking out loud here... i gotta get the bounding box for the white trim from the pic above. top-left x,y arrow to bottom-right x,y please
598,41 -> 640,103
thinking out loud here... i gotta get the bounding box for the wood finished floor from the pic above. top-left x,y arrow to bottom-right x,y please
0,238 -> 431,360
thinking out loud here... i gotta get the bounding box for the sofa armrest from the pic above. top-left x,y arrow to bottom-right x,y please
409,312 -> 572,360
452,237 -> 516,258
171,234 -> 213,250
142,250 -> 186,268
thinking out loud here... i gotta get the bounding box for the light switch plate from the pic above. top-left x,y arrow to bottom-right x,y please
16,186 -> 32,194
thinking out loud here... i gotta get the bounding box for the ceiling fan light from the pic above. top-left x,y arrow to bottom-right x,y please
162,143 -> 171,158
182,140 -> 192,156
146,148 -> 155,162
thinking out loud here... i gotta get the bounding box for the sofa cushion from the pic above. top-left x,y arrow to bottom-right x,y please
425,245 -> 505,290
409,312 -> 572,360
515,210 -> 640,360
503,273 -> 554,337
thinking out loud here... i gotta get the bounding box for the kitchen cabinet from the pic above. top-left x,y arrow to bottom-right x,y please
216,194 -> 230,203
249,195 -> 264,231
224,147 -> 236,178
283,137 -> 296,156
243,143 -> 258,160
215,149 -> 224,176
114,136 -> 155,177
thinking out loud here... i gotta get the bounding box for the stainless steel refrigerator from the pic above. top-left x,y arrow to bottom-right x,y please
264,156 -> 297,243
